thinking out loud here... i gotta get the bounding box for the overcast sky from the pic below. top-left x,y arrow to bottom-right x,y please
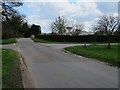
19,0 -> 119,33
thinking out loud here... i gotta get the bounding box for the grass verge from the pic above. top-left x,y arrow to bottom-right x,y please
1,38 -> 16,45
2,49 -> 23,88
64,45 -> 119,66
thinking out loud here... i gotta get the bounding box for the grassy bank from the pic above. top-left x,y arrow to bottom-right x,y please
31,38 -> 89,44
2,38 -> 16,44
64,45 -> 119,66
2,49 -> 23,88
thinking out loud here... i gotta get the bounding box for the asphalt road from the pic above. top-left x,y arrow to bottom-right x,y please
17,38 -> 118,88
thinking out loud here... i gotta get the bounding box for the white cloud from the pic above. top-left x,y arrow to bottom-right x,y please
27,1 -> 102,18
27,15 -> 52,33
111,13 -> 118,16
27,15 -> 41,25
27,3 -> 41,11
26,1 -> 103,33
23,0 -> 119,2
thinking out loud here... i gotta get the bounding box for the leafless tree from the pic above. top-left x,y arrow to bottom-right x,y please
50,22 -> 56,34
66,24 -> 84,36
1,1 -> 23,21
93,14 -> 119,48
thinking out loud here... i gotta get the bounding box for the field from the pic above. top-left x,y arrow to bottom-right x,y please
64,45 -> 119,66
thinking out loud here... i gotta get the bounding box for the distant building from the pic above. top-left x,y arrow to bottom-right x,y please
88,31 -> 95,35
79,31 -> 95,35
79,31 -> 89,35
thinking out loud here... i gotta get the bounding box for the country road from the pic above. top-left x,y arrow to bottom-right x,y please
16,38 -> 118,88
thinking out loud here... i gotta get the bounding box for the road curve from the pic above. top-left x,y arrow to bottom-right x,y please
17,38 -> 118,88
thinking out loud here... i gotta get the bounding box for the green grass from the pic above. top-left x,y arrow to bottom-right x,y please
1,38 -> 16,44
2,49 -> 23,88
31,38 -> 89,44
64,45 -> 119,66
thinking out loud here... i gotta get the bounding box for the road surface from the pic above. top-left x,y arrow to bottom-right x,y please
17,38 -> 118,88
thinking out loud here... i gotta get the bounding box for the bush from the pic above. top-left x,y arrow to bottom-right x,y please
36,35 -> 120,43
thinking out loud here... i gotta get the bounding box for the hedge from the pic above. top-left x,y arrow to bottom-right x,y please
36,35 -> 120,43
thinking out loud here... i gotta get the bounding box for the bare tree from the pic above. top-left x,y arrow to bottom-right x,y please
66,24 -> 84,36
114,23 -> 120,35
93,14 -> 119,48
50,16 -> 67,35
1,1 -> 23,21
50,22 -> 56,34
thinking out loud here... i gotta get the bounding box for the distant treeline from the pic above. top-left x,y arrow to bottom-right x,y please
36,35 -> 120,43
2,19 -> 41,39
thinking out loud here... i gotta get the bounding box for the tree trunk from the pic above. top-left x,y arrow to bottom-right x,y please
94,34 -> 97,43
108,42 -> 111,48
107,35 -> 111,49
84,43 -> 86,48
84,35 -> 86,48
